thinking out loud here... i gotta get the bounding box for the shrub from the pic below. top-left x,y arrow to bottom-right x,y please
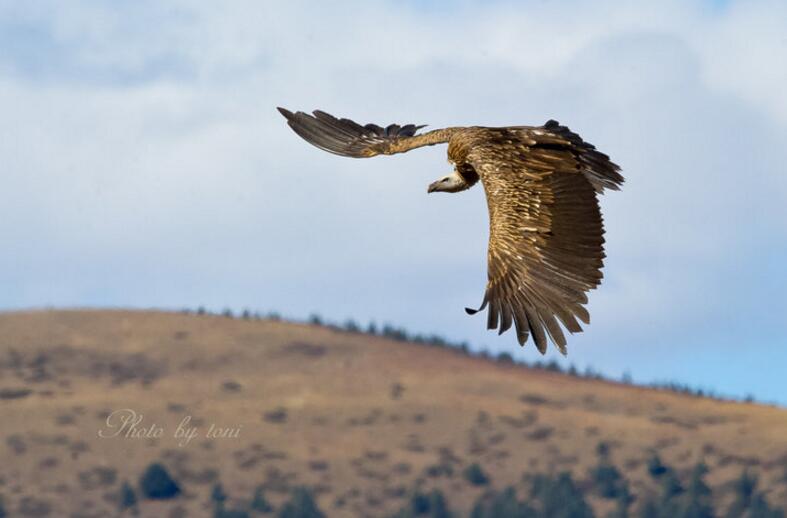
139,463 -> 180,499
425,463 -> 453,478
464,463 -> 490,486
596,441 -> 611,458
647,454 -> 668,478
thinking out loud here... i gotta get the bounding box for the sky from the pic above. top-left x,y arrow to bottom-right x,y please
1,1 -> 786,403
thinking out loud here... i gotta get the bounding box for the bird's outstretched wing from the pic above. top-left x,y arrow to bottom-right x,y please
465,123 -> 623,354
278,108 -> 455,157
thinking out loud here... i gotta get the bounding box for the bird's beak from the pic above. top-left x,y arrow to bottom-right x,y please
427,182 -> 438,194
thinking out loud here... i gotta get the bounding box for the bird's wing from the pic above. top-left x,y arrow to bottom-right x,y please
465,124 -> 623,354
278,108 -> 456,158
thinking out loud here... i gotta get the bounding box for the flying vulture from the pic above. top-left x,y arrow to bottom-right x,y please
278,108 -> 623,354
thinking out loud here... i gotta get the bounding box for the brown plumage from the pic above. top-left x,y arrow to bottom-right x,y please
278,108 -> 624,354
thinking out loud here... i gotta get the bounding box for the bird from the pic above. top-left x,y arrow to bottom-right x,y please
277,108 -> 623,354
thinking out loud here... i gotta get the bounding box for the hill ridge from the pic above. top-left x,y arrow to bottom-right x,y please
1,310 -> 785,516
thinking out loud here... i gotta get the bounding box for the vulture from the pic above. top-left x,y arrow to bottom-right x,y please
278,108 -> 623,354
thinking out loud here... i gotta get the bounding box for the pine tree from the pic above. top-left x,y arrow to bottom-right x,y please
392,489 -> 455,518
726,470 -> 757,518
119,481 -> 138,515
530,472 -> 594,518
637,498 -> 659,518
139,463 -> 180,499
725,470 -> 784,518
607,484 -> 633,518
251,485 -> 273,513
678,462 -> 714,518
212,482 -> 228,513
278,487 -> 325,518
660,469 -> 684,501
470,486 -> 536,518
591,459 -> 625,499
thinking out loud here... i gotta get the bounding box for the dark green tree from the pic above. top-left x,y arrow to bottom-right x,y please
649,468 -> 684,517
216,509 -> 251,518
470,486 -> 536,518
343,319 -> 360,333
746,494 -> 784,518
592,461 -> 625,499
607,484 -> 633,518
391,489 -> 455,518
637,498 -> 659,518
726,470 -> 784,518
497,352 -> 515,364
212,482 -> 228,514
119,481 -> 138,515
726,470 -> 757,518
213,507 -> 249,518
677,463 -> 714,518
251,485 -> 273,513
139,463 -> 180,499
278,487 -> 325,518
660,469 -> 684,500
530,472 -> 594,518
670,462 -> 715,518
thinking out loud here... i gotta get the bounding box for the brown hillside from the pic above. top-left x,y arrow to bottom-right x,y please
0,310 -> 785,517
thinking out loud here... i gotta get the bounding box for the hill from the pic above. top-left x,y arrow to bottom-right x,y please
1,310 -> 785,517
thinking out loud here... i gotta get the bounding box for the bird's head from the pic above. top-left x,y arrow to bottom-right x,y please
427,170 -> 469,194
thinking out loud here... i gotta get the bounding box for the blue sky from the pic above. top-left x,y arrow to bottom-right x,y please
1,1 -> 786,403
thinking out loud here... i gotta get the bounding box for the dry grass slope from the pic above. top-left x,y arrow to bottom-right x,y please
0,310 -> 785,517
